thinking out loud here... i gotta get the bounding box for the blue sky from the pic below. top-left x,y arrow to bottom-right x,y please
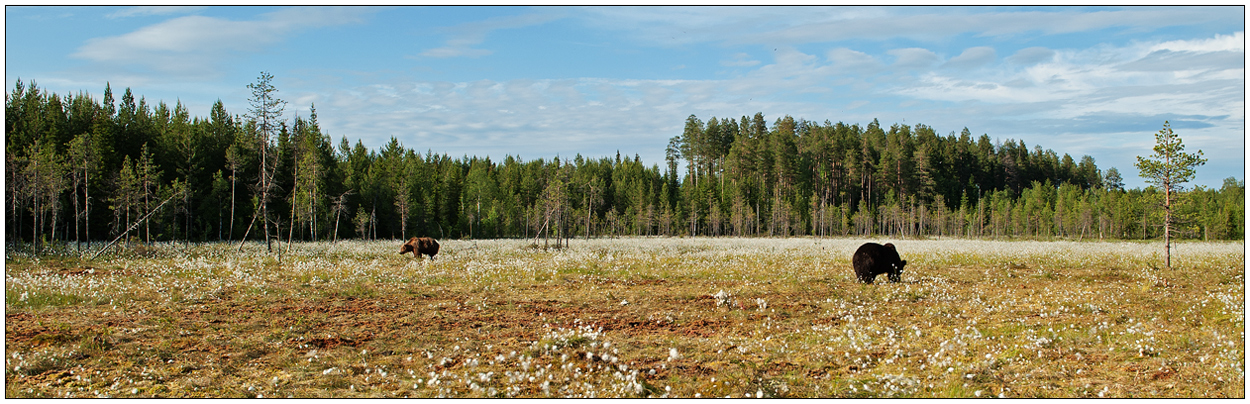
6,6 -> 1245,188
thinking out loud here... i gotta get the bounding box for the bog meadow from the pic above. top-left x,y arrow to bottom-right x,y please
5,237 -> 1244,398
6,78 -> 1245,398
8,5 -> 1249,396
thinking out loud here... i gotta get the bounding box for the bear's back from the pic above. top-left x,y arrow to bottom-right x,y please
852,242 -> 901,283
853,242 -> 892,264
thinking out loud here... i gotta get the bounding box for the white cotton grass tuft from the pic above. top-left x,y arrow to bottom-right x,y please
6,237 -> 1243,398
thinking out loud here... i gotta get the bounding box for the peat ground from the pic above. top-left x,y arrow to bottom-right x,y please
5,238 -> 1244,397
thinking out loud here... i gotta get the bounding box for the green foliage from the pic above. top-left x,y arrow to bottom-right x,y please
4,82 -> 1243,249
1134,121 -> 1211,268
1136,121 -> 1207,192
6,289 -> 89,310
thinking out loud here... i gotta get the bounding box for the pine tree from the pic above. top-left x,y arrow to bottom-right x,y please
1135,121 -> 1206,270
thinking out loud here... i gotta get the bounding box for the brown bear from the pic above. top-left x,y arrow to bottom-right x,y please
399,237 -> 440,259
852,242 -> 906,284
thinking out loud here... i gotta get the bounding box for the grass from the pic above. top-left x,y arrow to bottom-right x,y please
5,237 -> 1244,398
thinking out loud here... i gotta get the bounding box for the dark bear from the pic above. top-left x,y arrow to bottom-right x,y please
852,242 -> 906,284
399,237 -> 440,259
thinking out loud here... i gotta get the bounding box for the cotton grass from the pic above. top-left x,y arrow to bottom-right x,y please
5,237 -> 1243,398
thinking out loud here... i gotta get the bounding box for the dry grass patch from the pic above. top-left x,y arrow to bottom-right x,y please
5,238 -> 1243,397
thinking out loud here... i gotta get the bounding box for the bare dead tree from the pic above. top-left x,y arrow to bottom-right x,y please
237,72 -> 286,253
91,190 -> 179,260
329,189 -> 353,244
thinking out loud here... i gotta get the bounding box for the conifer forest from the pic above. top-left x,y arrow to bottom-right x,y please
5,78 -> 1244,252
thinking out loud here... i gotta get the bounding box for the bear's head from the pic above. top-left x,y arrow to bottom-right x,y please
884,243 -> 906,278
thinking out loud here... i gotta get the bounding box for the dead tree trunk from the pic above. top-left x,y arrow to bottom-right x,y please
91,193 -> 177,260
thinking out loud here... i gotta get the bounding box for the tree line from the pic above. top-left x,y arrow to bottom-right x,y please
6,77 -> 1244,254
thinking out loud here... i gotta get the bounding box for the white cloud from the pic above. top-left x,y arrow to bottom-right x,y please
1006,47 -> 1055,65
420,47 -> 493,59
301,64 -> 866,165
72,7 -> 375,78
827,48 -> 880,73
845,100 -> 870,110
896,75 -> 1018,104
713,47 -> 848,99
722,53 -> 760,67
889,48 -> 939,69
576,6 -> 812,46
891,32 -> 1243,143
305,44 -> 887,163
73,15 -> 272,75
943,46 -> 996,70
419,12 -> 564,59
311,76 -> 698,163
1151,31 -> 1244,53
581,7 -> 1234,47
1117,49 -> 1243,74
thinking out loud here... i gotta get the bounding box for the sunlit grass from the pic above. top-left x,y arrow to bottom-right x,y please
5,237 -> 1243,397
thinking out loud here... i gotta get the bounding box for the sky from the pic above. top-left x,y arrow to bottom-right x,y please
5,5 -> 1245,188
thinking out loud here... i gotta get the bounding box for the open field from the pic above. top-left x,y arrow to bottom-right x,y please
5,237 -> 1244,398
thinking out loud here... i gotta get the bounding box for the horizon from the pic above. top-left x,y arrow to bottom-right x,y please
6,5 -> 1244,188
